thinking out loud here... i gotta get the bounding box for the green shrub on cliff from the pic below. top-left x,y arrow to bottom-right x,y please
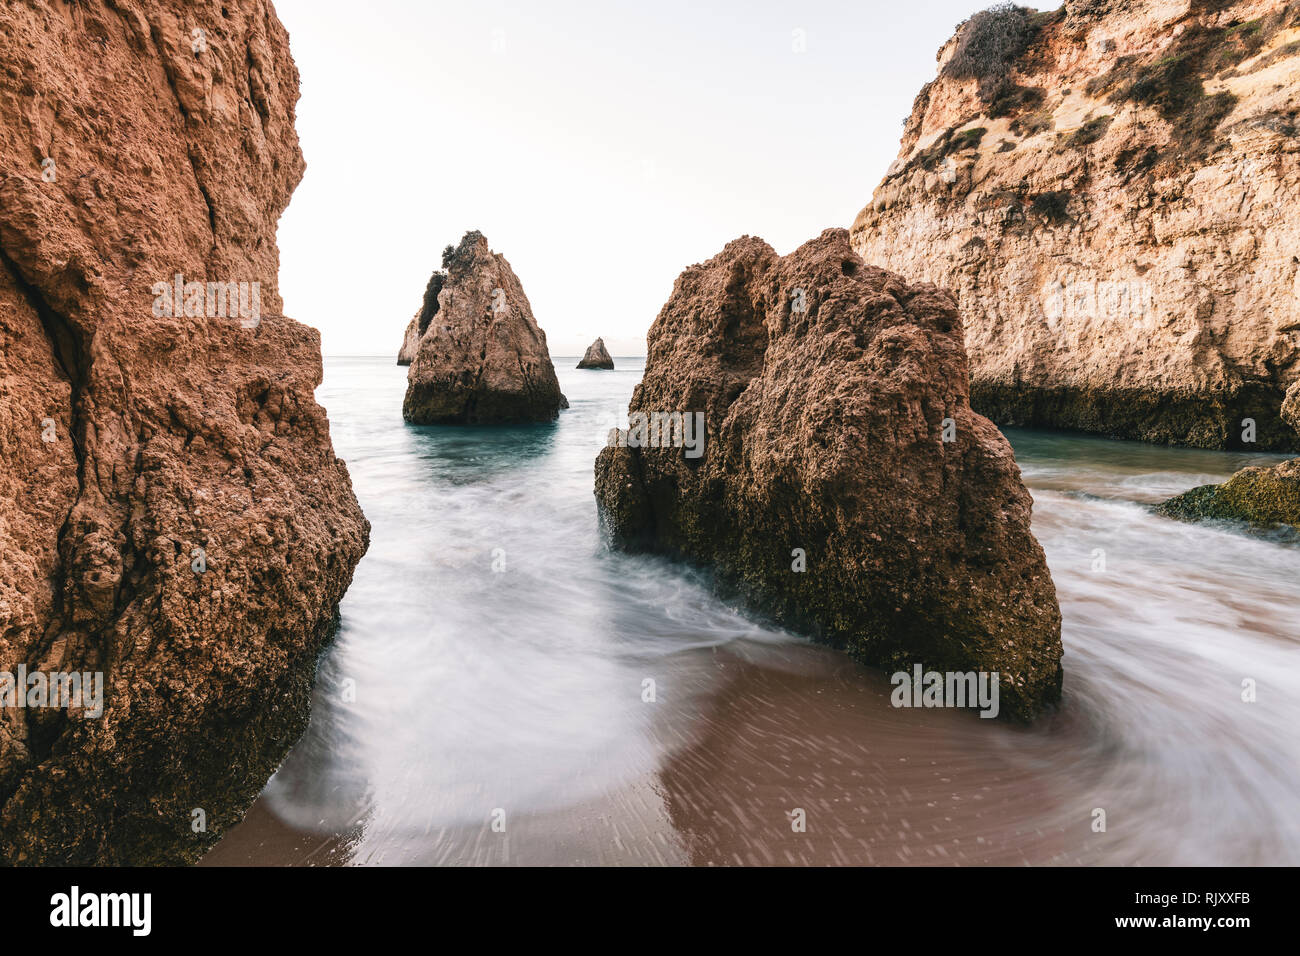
911,124 -> 987,172
987,80 -> 1046,119
1075,12 -> 1300,164
1030,190 -> 1071,224
1064,114 -> 1113,147
945,4 -> 1037,81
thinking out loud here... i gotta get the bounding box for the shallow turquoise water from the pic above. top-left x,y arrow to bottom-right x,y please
206,356 -> 1300,866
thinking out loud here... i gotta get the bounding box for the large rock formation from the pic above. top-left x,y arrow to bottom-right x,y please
577,336 -> 614,369
402,232 -> 567,423
0,0 -> 368,863
594,229 -> 1063,720
851,0 -> 1300,451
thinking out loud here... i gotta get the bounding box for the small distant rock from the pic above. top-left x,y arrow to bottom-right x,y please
402,231 -> 567,424
577,337 -> 614,370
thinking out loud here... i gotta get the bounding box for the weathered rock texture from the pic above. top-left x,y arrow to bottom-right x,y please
1157,458 -> 1300,526
594,229 -> 1063,720
396,269 -> 444,366
577,336 -> 614,369
402,232 -> 567,423
1159,376 -> 1300,526
851,0 -> 1300,451
397,319 -> 420,365
1283,379 -> 1300,429
0,0 -> 368,864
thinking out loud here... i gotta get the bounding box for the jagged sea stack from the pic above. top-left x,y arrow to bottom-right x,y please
577,337 -> 614,369
0,0 -> 368,863
402,232 -> 567,423
594,229 -> 1063,720
851,0 -> 1300,450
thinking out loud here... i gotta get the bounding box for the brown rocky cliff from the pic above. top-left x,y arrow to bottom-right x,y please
852,0 -> 1300,450
595,229 -> 1063,720
0,0 -> 368,863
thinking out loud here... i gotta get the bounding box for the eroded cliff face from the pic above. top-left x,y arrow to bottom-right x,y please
595,230 -> 1063,720
852,0 -> 1300,450
0,0 -> 368,863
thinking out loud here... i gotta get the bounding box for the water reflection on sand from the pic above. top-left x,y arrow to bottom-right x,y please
202,359 -> 1300,867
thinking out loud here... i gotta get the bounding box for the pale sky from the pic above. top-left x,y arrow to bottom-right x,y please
273,0 -> 993,356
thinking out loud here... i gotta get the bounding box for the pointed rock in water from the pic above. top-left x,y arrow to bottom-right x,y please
594,229 -> 1063,720
577,337 -> 614,369
402,231 -> 567,423
398,318 -> 419,364
0,0 -> 368,863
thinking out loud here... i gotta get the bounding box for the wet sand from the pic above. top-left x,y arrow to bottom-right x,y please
208,639 -> 1083,867
203,359 -> 1300,867
206,632 -> 1265,866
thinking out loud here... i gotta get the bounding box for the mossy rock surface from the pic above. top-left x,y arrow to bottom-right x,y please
1157,459 -> 1300,528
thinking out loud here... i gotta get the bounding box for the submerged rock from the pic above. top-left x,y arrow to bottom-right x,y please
1159,383 -> 1300,528
0,0 -> 368,863
402,232 -> 567,423
594,229 -> 1063,720
1157,461 -> 1300,529
577,337 -> 614,369
851,1 -> 1300,451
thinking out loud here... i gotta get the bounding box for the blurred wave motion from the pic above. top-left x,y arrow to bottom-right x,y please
204,358 -> 1300,867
